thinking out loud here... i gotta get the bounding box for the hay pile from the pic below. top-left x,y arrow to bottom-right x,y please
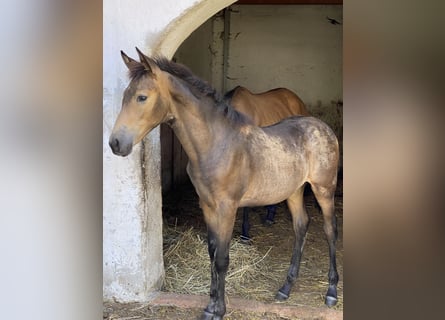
163,226 -> 273,298
161,196 -> 343,308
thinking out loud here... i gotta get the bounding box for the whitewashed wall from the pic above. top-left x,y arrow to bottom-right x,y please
227,5 -> 343,108
103,0 -> 235,302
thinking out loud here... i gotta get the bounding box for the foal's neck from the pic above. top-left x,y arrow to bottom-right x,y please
166,80 -> 236,164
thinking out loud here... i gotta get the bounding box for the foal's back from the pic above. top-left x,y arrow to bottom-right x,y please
228,86 -> 310,126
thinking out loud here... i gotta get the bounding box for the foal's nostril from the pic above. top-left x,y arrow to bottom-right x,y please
109,137 -> 120,152
109,134 -> 133,156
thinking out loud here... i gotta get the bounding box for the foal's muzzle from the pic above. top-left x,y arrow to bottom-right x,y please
109,131 -> 134,157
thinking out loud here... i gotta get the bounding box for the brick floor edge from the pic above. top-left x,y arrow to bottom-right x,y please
148,292 -> 343,320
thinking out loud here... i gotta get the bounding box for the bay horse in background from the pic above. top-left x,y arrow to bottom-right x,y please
109,48 -> 339,320
225,86 -> 310,125
224,86 -> 311,242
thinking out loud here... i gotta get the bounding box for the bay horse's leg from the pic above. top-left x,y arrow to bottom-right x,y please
200,201 -> 237,320
276,186 -> 309,300
240,207 -> 251,242
264,204 -> 277,225
312,184 -> 339,307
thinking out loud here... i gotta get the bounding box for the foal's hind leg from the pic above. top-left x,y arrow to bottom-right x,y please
276,185 -> 309,300
240,207 -> 251,242
264,204 -> 277,225
312,184 -> 339,307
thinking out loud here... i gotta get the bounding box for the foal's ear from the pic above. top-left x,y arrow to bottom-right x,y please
120,50 -> 139,70
135,47 -> 158,75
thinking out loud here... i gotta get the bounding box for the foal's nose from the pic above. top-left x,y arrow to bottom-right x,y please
109,133 -> 133,156
109,137 -> 120,153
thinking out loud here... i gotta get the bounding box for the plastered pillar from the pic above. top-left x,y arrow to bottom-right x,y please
103,0 -> 236,302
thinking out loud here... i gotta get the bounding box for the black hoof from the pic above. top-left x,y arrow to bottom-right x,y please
240,235 -> 252,244
325,295 -> 338,307
200,310 -> 214,320
275,290 -> 289,301
264,219 -> 274,226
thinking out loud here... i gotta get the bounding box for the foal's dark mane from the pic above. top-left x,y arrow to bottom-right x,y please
128,56 -> 251,126
223,85 -> 241,102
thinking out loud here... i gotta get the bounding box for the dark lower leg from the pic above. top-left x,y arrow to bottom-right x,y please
203,230 -> 230,319
324,213 -> 339,306
313,188 -> 339,307
276,217 -> 308,300
202,230 -> 218,317
201,201 -> 236,320
264,204 -> 277,225
277,188 -> 308,300
241,207 -> 251,241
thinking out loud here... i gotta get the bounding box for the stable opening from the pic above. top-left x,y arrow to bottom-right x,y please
159,2 -> 343,312
161,3 -> 343,195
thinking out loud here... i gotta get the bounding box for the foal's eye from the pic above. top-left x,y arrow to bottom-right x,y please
137,95 -> 147,102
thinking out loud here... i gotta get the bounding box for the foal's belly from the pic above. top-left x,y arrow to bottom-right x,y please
239,161 -> 305,207
237,129 -> 308,207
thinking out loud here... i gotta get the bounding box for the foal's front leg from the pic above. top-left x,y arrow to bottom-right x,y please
200,201 -> 237,320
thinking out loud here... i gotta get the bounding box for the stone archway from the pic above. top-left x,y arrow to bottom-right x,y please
153,0 -> 236,58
